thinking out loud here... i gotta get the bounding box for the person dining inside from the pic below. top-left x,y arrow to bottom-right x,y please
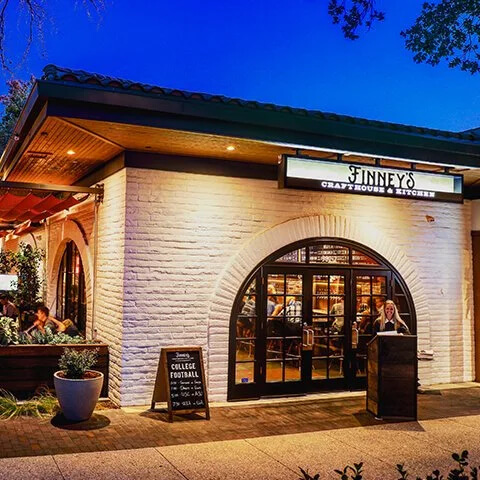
0,294 -> 19,319
31,305 -> 66,334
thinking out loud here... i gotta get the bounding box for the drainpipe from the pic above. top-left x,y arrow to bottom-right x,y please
91,193 -> 100,341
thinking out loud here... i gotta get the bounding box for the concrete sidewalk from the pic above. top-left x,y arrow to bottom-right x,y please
2,413 -> 480,480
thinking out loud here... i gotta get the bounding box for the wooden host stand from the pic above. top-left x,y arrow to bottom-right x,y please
367,334 -> 417,420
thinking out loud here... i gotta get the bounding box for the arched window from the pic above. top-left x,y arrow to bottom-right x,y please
56,241 -> 86,335
228,238 -> 416,401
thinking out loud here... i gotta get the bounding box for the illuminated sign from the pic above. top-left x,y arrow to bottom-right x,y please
279,155 -> 463,203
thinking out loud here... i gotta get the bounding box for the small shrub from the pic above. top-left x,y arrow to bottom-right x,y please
26,327 -> 86,345
58,348 -> 99,379
0,316 -> 19,346
299,450 -> 479,480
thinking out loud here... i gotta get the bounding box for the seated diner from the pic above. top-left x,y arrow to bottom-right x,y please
29,305 -> 66,334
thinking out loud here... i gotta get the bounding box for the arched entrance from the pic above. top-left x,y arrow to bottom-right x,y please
56,240 -> 87,335
228,238 -> 416,400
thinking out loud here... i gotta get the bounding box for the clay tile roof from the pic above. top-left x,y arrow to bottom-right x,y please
41,64 -> 480,143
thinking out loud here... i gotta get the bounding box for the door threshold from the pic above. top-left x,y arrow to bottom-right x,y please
261,393 -> 307,400
221,390 -> 365,408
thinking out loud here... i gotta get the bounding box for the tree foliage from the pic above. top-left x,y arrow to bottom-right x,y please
328,0 -> 385,40
401,0 -> 480,74
328,0 -> 480,74
0,0 -> 105,73
11,242 -> 44,312
0,77 -> 34,155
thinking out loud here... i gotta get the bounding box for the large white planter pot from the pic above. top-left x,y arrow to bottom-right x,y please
54,371 -> 104,422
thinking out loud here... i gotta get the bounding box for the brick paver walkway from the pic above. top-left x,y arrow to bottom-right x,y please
1,386 -> 479,459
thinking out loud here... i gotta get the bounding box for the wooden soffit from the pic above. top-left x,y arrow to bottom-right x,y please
6,115 -> 480,189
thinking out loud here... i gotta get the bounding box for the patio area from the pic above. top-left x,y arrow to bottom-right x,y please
2,384 -> 480,479
1,384 -> 480,472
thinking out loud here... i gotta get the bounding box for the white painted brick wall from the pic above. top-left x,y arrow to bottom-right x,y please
121,167 -> 474,405
44,170 -> 126,405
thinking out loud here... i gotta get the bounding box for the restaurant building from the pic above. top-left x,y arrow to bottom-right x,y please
2,64 -> 480,405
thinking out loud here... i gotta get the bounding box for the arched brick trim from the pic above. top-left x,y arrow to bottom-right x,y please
207,214 -> 431,401
48,219 -> 93,337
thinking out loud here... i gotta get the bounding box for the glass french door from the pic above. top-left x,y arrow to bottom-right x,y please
261,269 -> 305,396
310,271 -> 350,390
229,266 -> 395,399
258,268 -> 392,396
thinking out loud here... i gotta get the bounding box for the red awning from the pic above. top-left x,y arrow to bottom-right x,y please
0,192 -> 88,236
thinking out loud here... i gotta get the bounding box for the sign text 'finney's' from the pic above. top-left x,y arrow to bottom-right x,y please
280,156 -> 463,203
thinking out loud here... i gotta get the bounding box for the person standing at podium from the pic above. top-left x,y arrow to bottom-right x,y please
373,300 -> 410,334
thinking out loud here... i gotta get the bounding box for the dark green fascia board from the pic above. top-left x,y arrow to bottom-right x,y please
45,97 -> 480,169
11,79 -> 480,172
36,80 -> 480,167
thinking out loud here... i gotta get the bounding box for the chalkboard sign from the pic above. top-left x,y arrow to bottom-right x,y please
151,346 -> 210,422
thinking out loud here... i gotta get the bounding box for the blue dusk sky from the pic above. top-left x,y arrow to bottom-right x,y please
6,0 -> 480,132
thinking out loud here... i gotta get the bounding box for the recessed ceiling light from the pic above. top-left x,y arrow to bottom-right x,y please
67,150 -> 75,155
226,145 -> 236,151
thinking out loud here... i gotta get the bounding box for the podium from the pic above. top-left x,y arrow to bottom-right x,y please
367,334 -> 417,420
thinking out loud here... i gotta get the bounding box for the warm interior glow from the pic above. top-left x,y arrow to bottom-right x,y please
226,145 -> 236,151
66,149 -> 76,155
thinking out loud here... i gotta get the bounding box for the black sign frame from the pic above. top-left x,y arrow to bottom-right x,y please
151,346 -> 210,422
278,154 -> 464,203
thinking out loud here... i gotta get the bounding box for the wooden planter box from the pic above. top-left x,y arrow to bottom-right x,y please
0,344 -> 109,399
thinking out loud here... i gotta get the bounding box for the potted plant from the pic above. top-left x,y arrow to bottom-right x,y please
54,347 -> 103,421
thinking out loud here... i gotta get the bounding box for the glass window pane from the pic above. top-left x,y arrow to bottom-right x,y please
312,275 -> 329,295
240,295 -> 256,316
285,360 -> 301,382
267,339 -> 283,360
266,339 -> 283,359
352,250 -> 379,265
356,297 -> 371,314
312,358 -> 327,379
236,340 -> 255,362
357,315 -> 374,335
266,361 -> 283,382
331,317 -> 345,334
285,338 -> 301,359
372,296 -> 386,315
313,336 -> 328,356
328,358 -> 344,378
236,362 -> 254,384
329,337 -> 344,356
275,248 -> 306,263
357,356 -> 367,377
236,316 -> 255,338
329,296 -> 344,314
312,319 -> 329,336
286,274 -> 303,294
309,244 -> 349,264
268,274 -> 284,294
285,318 -> 302,337
356,276 -> 371,295
372,276 -> 387,295
394,295 -> 409,314
358,334 -> 372,354
267,287 -> 283,316
313,296 -> 328,315
283,297 -> 302,317
329,275 -> 345,295
267,317 -> 283,337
